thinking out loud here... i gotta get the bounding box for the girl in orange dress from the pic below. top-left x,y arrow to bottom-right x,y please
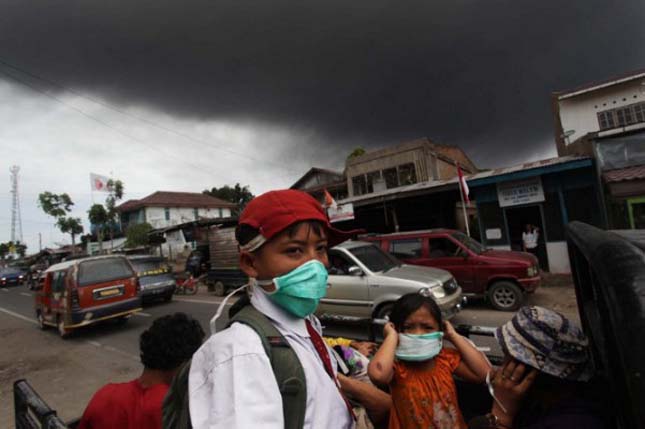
368,293 -> 491,429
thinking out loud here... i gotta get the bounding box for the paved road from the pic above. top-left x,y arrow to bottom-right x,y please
0,283 -> 512,359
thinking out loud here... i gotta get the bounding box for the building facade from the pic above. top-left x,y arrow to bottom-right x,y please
116,191 -> 236,256
346,138 -> 477,198
553,69 -> 645,228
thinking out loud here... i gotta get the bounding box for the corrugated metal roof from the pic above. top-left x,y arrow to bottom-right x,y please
339,155 -> 591,205
603,164 -> 645,183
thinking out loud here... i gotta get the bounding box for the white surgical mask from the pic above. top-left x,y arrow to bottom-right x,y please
395,331 -> 444,361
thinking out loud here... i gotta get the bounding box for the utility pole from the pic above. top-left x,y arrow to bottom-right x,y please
10,166 -> 23,244
39,233 -> 42,252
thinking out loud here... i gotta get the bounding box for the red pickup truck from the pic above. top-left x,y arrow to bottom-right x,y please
363,229 -> 540,311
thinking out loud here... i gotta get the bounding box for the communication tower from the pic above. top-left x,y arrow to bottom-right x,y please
10,166 -> 23,243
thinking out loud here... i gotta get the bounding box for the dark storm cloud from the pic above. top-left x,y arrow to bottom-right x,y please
1,0 -> 644,167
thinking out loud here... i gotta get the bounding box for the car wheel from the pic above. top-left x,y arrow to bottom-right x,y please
374,302 -> 394,321
164,293 -> 173,302
213,281 -> 226,297
57,316 -> 70,339
36,311 -> 47,330
488,281 -> 523,311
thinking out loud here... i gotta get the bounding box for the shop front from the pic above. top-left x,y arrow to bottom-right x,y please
469,156 -> 603,274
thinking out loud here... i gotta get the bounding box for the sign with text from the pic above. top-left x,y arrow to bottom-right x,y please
328,203 -> 355,223
497,177 -> 545,208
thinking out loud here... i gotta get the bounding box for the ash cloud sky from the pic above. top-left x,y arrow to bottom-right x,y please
0,0 -> 643,251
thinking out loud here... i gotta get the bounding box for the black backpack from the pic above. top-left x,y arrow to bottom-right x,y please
162,304 -> 307,429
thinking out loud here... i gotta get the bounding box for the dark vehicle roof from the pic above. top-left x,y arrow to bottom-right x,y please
0,267 -> 23,274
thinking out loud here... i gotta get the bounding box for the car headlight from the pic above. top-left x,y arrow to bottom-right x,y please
19,275 -> 24,279
420,286 -> 445,299
527,266 -> 537,277
1,277 -> 5,281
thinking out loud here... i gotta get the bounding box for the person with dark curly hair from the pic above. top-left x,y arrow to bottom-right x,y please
79,313 -> 205,429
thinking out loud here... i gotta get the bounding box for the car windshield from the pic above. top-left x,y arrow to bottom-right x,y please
1,268 -> 22,275
348,244 -> 401,273
78,258 -> 135,286
130,260 -> 170,277
451,231 -> 486,254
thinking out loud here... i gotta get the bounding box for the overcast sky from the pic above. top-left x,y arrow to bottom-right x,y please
0,0 -> 644,252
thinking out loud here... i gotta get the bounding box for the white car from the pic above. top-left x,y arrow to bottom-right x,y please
317,240 -> 464,322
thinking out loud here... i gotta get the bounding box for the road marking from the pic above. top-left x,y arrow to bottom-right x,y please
173,298 -> 236,306
85,340 -> 138,361
1,288 -> 8,292
0,306 -> 37,325
20,292 -> 32,297
134,312 -> 152,317
86,340 -> 102,347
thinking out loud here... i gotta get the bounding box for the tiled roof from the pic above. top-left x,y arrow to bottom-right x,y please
116,191 -> 237,212
603,165 -> 645,183
556,69 -> 645,100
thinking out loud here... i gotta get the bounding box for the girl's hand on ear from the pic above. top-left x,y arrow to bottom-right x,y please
383,322 -> 398,340
443,320 -> 458,342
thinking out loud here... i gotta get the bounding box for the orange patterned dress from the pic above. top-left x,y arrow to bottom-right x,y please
388,348 -> 467,429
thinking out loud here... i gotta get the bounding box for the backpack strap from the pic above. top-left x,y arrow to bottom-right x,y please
162,359 -> 193,429
229,305 -> 307,429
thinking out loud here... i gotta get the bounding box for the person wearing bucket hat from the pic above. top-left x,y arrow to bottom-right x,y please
469,306 -> 607,429
188,189 -> 364,429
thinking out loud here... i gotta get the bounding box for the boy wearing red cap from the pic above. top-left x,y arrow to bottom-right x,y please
188,190 -> 356,429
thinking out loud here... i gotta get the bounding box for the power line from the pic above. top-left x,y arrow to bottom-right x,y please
0,57 -> 302,175
0,67 -> 243,183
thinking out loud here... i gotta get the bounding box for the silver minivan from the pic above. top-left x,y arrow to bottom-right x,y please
317,240 -> 464,321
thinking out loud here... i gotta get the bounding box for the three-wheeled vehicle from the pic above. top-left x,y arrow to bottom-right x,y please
13,222 -> 645,428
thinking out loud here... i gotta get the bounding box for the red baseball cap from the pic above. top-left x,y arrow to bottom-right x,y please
238,189 -> 360,251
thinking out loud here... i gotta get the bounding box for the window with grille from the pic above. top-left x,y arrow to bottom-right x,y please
598,101 -> 645,130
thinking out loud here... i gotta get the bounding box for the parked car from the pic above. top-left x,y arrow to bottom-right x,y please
33,255 -> 142,338
363,229 -> 540,311
317,240 -> 464,322
128,255 -> 176,303
0,267 -> 26,286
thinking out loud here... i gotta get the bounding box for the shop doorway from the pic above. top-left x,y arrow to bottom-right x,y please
504,204 -> 549,271
628,197 -> 645,229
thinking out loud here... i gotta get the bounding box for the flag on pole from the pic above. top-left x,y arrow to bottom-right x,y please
323,189 -> 338,210
457,163 -> 470,205
90,173 -> 111,192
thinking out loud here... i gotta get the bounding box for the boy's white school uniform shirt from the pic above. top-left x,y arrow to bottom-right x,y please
188,286 -> 355,429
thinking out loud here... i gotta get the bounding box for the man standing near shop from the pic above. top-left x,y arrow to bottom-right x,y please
522,224 -> 540,261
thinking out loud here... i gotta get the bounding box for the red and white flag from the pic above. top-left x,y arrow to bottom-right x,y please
90,173 -> 110,193
323,189 -> 338,210
457,163 -> 470,204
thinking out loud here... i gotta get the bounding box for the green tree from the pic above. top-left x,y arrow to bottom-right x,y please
347,147 -> 366,161
105,179 -> 124,247
203,183 -> 254,214
12,241 -> 27,258
88,204 -> 109,252
38,192 -> 84,253
0,242 -> 9,261
125,222 -> 153,248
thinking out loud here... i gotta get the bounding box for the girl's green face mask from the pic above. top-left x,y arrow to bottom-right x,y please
395,331 -> 444,361
257,260 -> 329,318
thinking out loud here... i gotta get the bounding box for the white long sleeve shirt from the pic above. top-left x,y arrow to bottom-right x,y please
188,287 -> 354,429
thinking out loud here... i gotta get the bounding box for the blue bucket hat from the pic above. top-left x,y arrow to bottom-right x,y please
495,306 -> 593,381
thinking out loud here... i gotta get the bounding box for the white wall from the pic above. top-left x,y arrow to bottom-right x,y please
558,79 -> 645,143
546,242 -> 571,274
144,206 -> 230,229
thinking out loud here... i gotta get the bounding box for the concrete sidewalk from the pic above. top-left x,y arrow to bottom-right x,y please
0,312 -> 140,428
